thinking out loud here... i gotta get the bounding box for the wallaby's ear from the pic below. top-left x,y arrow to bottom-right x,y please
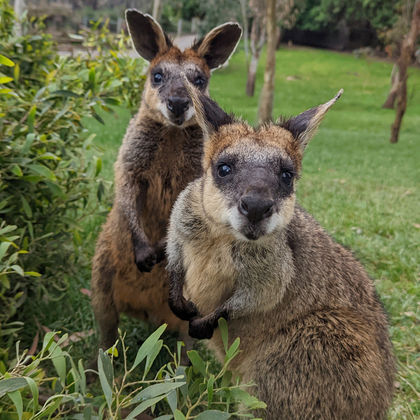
183,75 -> 233,141
279,89 -> 343,151
125,9 -> 172,61
192,22 -> 242,70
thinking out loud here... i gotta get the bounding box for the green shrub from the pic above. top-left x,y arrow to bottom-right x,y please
0,322 -> 265,419
0,9 -> 146,357
0,0 -> 13,40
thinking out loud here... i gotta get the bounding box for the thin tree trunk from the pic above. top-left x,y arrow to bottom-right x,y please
390,0 -> 420,143
240,0 -> 249,60
14,0 -> 26,37
152,0 -> 162,21
258,0 -> 277,123
246,53 -> 259,96
177,18 -> 183,37
276,27 -> 283,49
382,64 -> 399,109
246,12 -> 265,97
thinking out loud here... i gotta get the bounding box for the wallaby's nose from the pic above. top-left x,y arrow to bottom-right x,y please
238,195 -> 274,223
167,97 -> 189,118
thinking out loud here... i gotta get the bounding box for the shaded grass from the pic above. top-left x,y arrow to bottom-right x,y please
76,46 -> 419,418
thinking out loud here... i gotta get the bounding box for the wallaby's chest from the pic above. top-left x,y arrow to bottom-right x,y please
183,235 -> 237,316
143,129 -> 203,242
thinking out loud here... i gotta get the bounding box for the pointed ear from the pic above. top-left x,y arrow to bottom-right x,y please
125,9 -> 172,61
183,74 -> 233,141
279,89 -> 343,151
192,22 -> 242,70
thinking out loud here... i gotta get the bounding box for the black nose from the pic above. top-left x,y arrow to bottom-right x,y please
167,97 -> 189,118
238,195 -> 274,223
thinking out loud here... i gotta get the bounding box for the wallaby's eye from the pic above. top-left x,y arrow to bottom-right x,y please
217,164 -> 232,178
153,72 -> 163,84
281,171 -> 293,185
194,76 -> 205,87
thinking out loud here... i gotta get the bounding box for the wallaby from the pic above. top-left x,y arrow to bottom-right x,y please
166,88 -> 395,419
90,10 -> 242,352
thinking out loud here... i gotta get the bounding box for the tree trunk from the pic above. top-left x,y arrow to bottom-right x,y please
390,0 -> 420,143
240,0 -> 249,60
246,10 -> 265,97
14,0 -> 26,37
177,18 -> 183,37
246,53 -> 259,96
258,0 -> 277,123
276,27 -> 283,49
382,64 -> 399,109
152,0 -> 162,21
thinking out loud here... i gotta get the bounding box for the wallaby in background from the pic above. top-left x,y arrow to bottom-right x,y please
91,9 -> 242,352
166,88 -> 395,419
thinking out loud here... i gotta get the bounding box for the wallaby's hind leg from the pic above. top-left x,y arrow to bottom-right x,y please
93,295 -> 119,351
91,253 -> 119,350
87,246 -> 119,384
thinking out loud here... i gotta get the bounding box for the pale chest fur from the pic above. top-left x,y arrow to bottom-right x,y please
183,235 -> 237,316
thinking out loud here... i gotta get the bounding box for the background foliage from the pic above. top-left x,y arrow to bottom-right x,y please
0,322 -> 264,419
0,4 -> 145,363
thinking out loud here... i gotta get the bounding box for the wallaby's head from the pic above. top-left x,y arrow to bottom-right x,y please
125,10 -> 242,127
187,86 -> 342,241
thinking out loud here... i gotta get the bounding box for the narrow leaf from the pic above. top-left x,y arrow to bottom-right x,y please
225,338 -> 240,362
196,410 -> 231,420
207,374 -> 215,405
218,318 -> 228,353
48,344 -> 67,384
24,376 -> 39,412
8,390 -> 23,420
230,388 -> 267,410
0,76 -> 13,84
187,350 -> 206,376
130,382 -> 185,405
0,378 -> 27,398
125,395 -> 167,420
143,340 -> 163,379
174,409 -> 187,420
27,164 -> 56,181
131,324 -> 167,370
97,349 -> 113,409
21,196 -> 32,218
0,54 -> 14,66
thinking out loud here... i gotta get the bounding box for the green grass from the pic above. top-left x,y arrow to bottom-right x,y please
79,46 -> 419,418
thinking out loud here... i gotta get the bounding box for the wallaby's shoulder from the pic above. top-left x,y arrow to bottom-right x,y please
169,178 -> 206,237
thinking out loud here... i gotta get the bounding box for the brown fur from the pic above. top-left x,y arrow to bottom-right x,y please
166,91 -> 395,419
91,10 -> 241,352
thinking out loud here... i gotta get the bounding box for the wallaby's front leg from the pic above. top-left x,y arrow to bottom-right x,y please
117,175 -> 159,273
168,268 -> 199,321
189,283 -> 277,339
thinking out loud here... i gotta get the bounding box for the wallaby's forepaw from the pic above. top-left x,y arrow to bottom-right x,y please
189,316 -> 215,339
135,245 -> 158,272
170,296 -> 199,321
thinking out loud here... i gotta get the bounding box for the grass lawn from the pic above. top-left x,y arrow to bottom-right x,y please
81,46 -> 420,418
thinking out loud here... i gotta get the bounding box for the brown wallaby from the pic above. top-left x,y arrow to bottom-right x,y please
90,10 -> 242,352
166,88 -> 395,419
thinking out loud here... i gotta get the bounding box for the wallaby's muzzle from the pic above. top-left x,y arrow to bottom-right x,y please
167,95 -> 191,124
238,194 -> 275,224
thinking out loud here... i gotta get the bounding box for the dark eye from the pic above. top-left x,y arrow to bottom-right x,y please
194,76 -> 205,87
217,164 -> 232,178
153,72 -> 163,84
281,171 -> 293,185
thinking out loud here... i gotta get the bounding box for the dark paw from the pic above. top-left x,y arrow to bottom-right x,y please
170,296 -> 199,321
135,245 -> 157,272
189,317 -> 215,339
154,241 -> 166,265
